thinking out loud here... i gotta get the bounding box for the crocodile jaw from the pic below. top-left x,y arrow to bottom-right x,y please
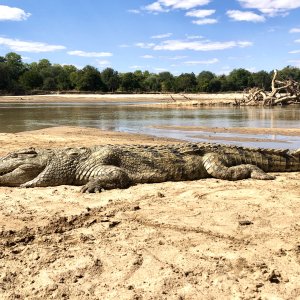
0,163 -> 44,187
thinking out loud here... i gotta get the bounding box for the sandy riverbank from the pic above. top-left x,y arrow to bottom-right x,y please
151,125 -> 300,137
0,126 -> 299,299
0,93 -> 243,105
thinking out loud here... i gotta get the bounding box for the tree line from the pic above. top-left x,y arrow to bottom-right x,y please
1,52 -> 300,95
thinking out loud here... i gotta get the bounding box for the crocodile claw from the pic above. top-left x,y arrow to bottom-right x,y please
80,180 -> 103,193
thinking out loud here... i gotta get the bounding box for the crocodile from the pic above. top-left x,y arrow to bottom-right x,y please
0,143 -> 299,192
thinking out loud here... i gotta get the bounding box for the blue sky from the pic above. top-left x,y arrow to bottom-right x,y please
1,0 -> 300,74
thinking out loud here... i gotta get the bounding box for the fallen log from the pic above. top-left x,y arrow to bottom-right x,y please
238,70 -> 300,106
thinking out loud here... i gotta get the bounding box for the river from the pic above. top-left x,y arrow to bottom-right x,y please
0,102 -> 299,149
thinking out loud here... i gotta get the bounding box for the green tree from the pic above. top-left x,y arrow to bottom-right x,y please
43,77 -> 57,90
51,64 -> 72,90
75,65 -> 104,91
101,68 -> 120,92
38,59 -> 52,70
119,72 -> 140,92
63,65 -> 78,90
252,71 -> 272,90
158,72 -> 175,92
143,74 -> 161,92
69,71 -> 80,89
278,66 -> 300,81
197,71 -> 216,92
2,52 -> 26,92
5,52 -> 25,79
0,63 -> 11,91
227,68 -> 253,91
19,70 -> 43,90
63,64 -> 78,74
175,73 -> 197,92
207,78 -> 222,92
217,75 -> 229,92
133,70 -> 146,92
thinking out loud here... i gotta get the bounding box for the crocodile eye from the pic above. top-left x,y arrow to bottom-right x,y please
68,151 -> 79,156
17,149 -> 37,155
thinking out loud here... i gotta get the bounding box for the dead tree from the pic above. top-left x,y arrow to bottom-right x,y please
238,70 -> 300,106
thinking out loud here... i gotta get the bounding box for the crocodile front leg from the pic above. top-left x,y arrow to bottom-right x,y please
203,153 -> 275,181
20,163 -> 74,188
79,166 -> 132,193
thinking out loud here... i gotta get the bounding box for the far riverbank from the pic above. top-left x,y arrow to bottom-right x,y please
0,93 -> 243,105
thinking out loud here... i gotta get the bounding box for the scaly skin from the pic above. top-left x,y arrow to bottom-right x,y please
0,143 -> 299,192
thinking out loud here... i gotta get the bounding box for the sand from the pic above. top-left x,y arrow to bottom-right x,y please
0,93 -> 243,105
151,125 -> 300,137
0,126 -> 300,300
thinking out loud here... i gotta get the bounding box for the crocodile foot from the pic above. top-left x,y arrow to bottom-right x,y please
80,180 -> 104,193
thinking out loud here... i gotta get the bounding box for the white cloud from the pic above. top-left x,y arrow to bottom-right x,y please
141,55 -> 154,58
185,9 -> 217,25
186,35 -> 204,39
290,28 -> 300,33
67,50 -> 113,57
135,42 -> 156,49
160,0 -> 211,10
186,9 -> 215,18
289,50 -> 300,54
192,18 -> 217,25
184,58 -> 219,65
238,0 -> 300,16
0,37 -> 65,52
294,39 -> 300,43
166,55 -> 188,60
145,0 -> 211,13
153,39 -> 253,51
145,2 -> 166,12
226,10 -> 265,22
237,41 -> 253,47
151,33 -> 173,39
0,5 -> 31,21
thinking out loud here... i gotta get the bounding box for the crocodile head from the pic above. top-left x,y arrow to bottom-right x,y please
0,148 -> 48,187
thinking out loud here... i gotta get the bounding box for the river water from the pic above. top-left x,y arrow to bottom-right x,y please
0,102 -> 299,149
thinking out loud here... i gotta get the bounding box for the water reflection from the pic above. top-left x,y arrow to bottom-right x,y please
0,102 -> 299,148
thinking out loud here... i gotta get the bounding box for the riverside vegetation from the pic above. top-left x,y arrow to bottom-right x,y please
1,52 -> 300,95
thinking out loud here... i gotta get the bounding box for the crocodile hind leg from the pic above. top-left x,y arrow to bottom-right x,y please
203,153 -> 275,181
80,166 -> 132,193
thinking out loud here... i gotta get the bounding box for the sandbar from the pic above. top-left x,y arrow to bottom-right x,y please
0,126 -> 299,299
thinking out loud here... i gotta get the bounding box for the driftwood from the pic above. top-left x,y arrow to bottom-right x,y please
168,94 -> 192,102
180,94 -> 192,100
238,70 -> 300,106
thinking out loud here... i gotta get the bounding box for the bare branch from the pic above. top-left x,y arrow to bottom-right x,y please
237,69 -> 300,106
